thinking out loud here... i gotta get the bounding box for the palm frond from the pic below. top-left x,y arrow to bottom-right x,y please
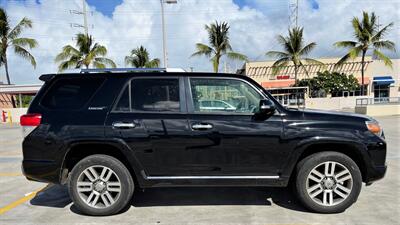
94,57 -> 116,68
373,40 -> 396,52
191,43 -> 214,57
11,38 -> 37,48
373,49 -> 393,68
299,42 -> 317,56
334,41 -> 357,48
145,58 -> 160,68
57,57 -> 81,72
335,53 -> 352,68
348,45 -> 363,59
371,22 -> 394,42
92,61 -> 106,69
13,45 -> 36,68
125,56 -> 136,67
92,44 -> 107,56
351,17 -> 364,40
0,8 -> 10,37
55,45 -> 80,62
7,17 -> 32,40
265,50 -> 289,59
270,57 -> 290,75
303,58 -> 324,65
226,52 -> 248,62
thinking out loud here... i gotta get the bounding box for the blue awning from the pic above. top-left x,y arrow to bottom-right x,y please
373,76 -> 395,85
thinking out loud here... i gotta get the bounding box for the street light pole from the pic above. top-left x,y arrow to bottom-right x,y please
160,0 -> 177,68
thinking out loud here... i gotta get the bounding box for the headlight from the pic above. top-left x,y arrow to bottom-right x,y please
365,121 -> 383,137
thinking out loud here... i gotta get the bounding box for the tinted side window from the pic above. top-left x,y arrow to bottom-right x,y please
114,78 -> 180,112
41,77 -> 104,110
132,79 -> 180,112
190,78 -> 263,113
114,86 -> 130,112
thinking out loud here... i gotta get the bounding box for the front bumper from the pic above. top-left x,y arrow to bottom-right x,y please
365,164 -> 387,185
364,136 -> 387,185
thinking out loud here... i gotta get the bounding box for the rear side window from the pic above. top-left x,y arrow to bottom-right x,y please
114,78 -> 180,112
40,77 -> 105,110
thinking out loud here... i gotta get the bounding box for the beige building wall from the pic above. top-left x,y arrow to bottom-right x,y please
243,57 -> 399,97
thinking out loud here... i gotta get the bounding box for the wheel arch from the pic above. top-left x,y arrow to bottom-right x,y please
60,140 -> 144,187
285,139 -> 368,184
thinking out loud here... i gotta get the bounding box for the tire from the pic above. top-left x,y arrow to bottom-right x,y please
68,154 -> 134,216
295,151 -> 362,213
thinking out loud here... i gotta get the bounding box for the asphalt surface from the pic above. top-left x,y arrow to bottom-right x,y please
0,116 -> 399,225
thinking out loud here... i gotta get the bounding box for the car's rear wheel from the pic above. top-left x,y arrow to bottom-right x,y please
295,151 -> 362,213
68,154 -> 134,216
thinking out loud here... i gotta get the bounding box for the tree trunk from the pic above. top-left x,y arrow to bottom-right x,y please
4,55 -> 16,108
293,64 -> 301,106
213,55 -> 220,73
361,50 -> 366,96
4,55 -> 11,85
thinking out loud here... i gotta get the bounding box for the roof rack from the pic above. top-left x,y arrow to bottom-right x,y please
80,67 -> 185,73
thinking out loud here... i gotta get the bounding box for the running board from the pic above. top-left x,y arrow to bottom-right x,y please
141,171 -> 279,180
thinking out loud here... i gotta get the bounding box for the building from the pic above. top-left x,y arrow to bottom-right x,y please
0,84 -> 42,108
238,57 -> 399,107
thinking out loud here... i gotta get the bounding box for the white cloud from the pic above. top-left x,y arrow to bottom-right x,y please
1,0 -> 399,84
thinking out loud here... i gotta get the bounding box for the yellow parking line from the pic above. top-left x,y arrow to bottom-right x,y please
0,173 -> 22,177
0,187 -> 45,215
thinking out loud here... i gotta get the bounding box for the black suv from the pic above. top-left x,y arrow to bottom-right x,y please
21,69 -> 387,215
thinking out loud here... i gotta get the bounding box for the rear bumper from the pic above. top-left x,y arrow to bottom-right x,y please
22,159 -> 60,183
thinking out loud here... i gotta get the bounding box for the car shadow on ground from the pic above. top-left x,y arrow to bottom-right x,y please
30,184 -> 309,215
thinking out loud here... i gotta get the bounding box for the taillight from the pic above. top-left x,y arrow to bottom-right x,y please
20,113 -> 42,126
20,114 -> 42,138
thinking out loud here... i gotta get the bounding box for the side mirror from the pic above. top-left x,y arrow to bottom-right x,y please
258,99 -> 276,115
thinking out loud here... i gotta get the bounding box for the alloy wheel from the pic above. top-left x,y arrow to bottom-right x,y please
76,165 -> 122,209
306,161 -> 353,206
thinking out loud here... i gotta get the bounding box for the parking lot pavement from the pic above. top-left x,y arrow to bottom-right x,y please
0,116 -> 399,225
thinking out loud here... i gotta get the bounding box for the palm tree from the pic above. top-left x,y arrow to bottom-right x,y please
55,33 -> 116,71
334,11 -> 396,95
125,46 -> 160,68
266,27 -> 323,85
0,8 -> 37,85
191,21 -> 247,73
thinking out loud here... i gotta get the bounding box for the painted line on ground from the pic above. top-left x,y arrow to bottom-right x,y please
0,186 -> 46,215
0,172 -> 23,177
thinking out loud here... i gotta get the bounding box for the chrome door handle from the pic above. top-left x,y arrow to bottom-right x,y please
192,123 -> 213,130
112,122 -> 136,129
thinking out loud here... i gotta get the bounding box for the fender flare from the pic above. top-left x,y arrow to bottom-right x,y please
280,136 -> 368,180
60,138 -> 146,185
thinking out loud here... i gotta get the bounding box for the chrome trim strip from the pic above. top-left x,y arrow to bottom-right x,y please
141,171 -> 279,180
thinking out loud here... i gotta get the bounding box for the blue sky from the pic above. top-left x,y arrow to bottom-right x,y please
0,0 -> 398,84
82,0 -> 319,17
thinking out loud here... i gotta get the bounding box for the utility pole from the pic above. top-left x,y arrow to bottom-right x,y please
160,0 -> 177,68
160,0 -> 167,68
82,0 -> 89,35
70,0 -> 89,35
289,0 -> 299,28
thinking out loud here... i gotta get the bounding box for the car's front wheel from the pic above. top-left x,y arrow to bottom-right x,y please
68,154 -> 134,216
295,151 -> 362,213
